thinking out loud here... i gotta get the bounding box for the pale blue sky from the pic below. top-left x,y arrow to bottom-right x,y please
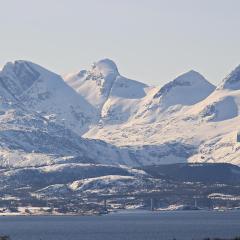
1,0 -> 240,86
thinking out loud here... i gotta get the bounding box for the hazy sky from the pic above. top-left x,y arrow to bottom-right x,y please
1,0 -> 240,86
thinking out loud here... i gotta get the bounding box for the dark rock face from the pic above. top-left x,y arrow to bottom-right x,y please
219,65 -> 240,90
141,163 -> 240,184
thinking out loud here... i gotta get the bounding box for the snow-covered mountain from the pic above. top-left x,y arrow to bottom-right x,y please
65,59 -> 153,125
66,59 -> 120,110
1,61 -> 97,135
0,60 -> 153,168
0,97 -> 128,168
153,70 -> 215,109
1,58 -> 240,213
218,65 -> 240,90
130,70 -> 216,124
65,60 -> 240,166
1,58 -> 240,168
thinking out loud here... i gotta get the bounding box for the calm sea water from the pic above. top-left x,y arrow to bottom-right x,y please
0,210 -> 240,240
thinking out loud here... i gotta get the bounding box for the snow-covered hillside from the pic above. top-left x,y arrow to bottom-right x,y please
218,65 -> 240,90
65,59 -> 153,124
153,70 -> 215,109
66,59 -> 120,110
0,61 -> 154,168
1,61 -> 97,135
0,58 -> 240,167
0,99 -> 129,168
66,60 -> 240,166
1,58 -> 240,214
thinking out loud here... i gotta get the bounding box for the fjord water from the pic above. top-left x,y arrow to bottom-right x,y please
0,211 -> 240,240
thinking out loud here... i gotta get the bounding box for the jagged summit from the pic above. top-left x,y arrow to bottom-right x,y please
2,60 -> 30,71
1,61 -> 41,94
68,58 -> 119,82
2,60 -> 36,77
92,59 -> 119,78
218,64 -> 240,90
64,59 -> 151,125
2,60 -> 61,79
70,58 -> 119,82
64,59 -> 121,109
0,59 -> 97,135
86,58 -> 119,90
3,60 -> 43,75
1,60 -> 65,95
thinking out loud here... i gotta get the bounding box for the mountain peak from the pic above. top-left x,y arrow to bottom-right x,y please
154,70 -> 214,99
171,70 -> 208,84
218,64 -> 240,90
2,60 -> 36,74
0,60 -> 42,96
185,69 -> 201,75
91,58 -> 119,78
64,59 -> 120,109
153,70 -> 215,108
2,60 -> 58,76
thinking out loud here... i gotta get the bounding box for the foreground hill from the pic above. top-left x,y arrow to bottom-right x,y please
141,163 -> 240,184
1,163 -> 240,214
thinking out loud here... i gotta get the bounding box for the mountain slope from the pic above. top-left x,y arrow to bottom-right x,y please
1,61 -> 97,135
0,61 -> 146,168
0,100 -> 129,168
153,70 -> 216,109
65,59 -> 153,125
65,59 -> 119,110
218,65 -> 240,90
130,70 -> 216,124
70,62 -> 240,166
1,58 -> 240,167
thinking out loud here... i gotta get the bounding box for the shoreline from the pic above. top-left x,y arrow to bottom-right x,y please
0,208 -> 239,217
